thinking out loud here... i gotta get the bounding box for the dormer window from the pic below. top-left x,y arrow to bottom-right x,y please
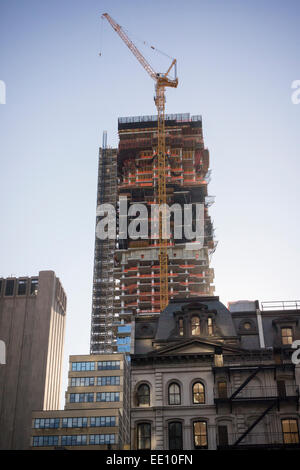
191,316 -> 200,336
281,327 -> 293,345
207,317 -> 213,336
178,318 -> 184,336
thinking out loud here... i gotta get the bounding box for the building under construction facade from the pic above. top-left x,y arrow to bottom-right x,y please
90,114 -> 216,355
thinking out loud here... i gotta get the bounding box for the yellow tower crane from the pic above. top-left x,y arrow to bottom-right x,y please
102,13 -> 178,312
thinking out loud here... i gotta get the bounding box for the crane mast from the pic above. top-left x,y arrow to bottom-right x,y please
102,13 -> 178,312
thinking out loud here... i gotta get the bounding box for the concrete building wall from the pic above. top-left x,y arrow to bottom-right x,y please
0,271 -> 66,449
30,353 -> 130,449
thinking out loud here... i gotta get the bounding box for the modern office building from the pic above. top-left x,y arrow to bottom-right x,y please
130,297 -> 300,450
0,271 -> 67,450
31,354 -> 130,449
90,114 -> 216,355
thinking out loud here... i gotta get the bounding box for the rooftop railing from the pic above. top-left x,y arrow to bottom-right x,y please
118,114 -> 202,124
261,300 -> 300,311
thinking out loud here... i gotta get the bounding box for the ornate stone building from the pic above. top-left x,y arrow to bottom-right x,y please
130,297 -> 300,450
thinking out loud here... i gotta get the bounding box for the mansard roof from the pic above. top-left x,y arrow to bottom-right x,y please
155,297 -> 237,341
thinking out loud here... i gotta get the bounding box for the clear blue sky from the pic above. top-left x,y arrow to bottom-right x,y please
1,0 -> 299,405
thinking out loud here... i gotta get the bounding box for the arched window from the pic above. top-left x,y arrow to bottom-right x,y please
192,382 -> 205,404
137,423 -> 151,449
168,382 -> 181,405
137,384 -> 150,406
191,316 -> 200,336
168,422 -> 183,449
178,318 -> 184,336
207,317 -> 213,336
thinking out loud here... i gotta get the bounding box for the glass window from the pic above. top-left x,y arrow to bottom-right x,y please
191,316 -> 200,336
282,419 -> 299,444
218,381 -> 228,398
34,418 -> 60,429
117,345 -> 130,353
96,392 -> 120,402
71,362 -> 95,371
32,435 -> 59,447
207,317 -> 213,335
89,434 -> 115,445
137,384 -> 150,406
192,382 -> 205,404
193,421 -> 208,449
168,422 -> 183,450
61,417 -> 88,428
61,435 -> 87,446
178,318 -> 184,336
69,393 -> 94,403
30,279 -> 38,295
97,376 -> 120,386
71,377 -> 95,387
281,328 -> 293,345
137,423 -> 151,450
168,383 -> 181,405
5,280 -> 14,296
214,354 -> 224,367
98,361 -> 120,370
218,425 -> 229,446
90,416 -> 116,427
17,279 -> 27,295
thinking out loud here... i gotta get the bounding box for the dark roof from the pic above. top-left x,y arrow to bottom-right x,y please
155,297 -> 237,341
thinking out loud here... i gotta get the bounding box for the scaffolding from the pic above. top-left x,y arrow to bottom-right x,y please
90,132 -> 118,354
90,116 -> 217,353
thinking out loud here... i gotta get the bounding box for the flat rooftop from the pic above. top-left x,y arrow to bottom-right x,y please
118,113 -> 202,130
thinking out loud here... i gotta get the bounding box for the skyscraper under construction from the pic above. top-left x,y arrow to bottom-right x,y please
90,113 -> 216,355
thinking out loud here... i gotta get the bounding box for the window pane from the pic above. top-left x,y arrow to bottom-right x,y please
137,384 -> 150,406
281,328 -> 293,345
179,318 -> 184,336
169,422 -> 183,450
137,423 -> 151,450
168,383 -> 181,405
218,381 -> 227,398
191,316 -> 200,336
193,382 -> 205,403
5,280 -> 14,296
18,280 -> 27,295
193,421 -> 207,448
282,419 -> 299,444
30,279 -> 38,295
